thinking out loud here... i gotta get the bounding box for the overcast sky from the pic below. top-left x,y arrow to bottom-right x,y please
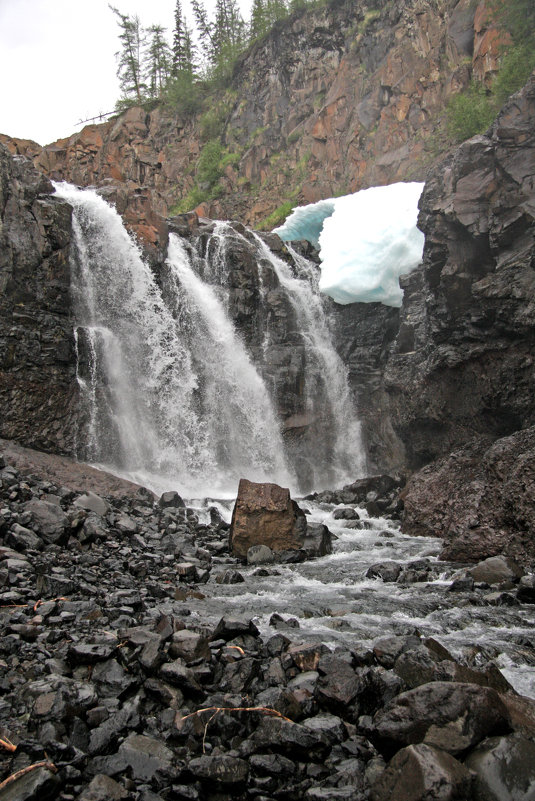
0,0 -> 251,146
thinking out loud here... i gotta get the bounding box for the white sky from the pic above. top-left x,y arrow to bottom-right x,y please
0,0 -> 251,146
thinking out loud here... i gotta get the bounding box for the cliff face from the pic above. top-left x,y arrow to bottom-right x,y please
386,72 -> 535,469
0,0 -> 499,243
0,143 -> 79,454
390,73 -> 535,563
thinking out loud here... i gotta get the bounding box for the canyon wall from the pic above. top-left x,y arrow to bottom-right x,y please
0,143 -> 79,454
1,0 -> 500,243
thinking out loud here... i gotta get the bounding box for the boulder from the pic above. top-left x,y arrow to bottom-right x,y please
370,681 -> 511,757
468,556 -> 523,585
229,479 -> 307,559
370,743 -> 472,801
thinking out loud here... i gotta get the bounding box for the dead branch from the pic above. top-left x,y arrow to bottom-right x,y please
0,737 -> 16,753
0,760 -> 57,792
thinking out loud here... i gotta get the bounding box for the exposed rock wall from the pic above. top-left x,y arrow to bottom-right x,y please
385,72 -> 535,469
1,0 -> 493,238
392,74 -> 535,562
0,142 -> 79,454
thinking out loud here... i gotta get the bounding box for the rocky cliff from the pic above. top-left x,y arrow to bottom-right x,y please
0,0 -> 501,243
0,144 -> 79,455
391,73 -> 535,563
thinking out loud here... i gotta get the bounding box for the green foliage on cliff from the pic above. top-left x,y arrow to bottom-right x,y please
446,0 -> 534,142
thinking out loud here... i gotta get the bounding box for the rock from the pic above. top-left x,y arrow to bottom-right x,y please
168,630 -> 211,663
92,733 -> 175,782
22,499 -> 69,544
246,716 -> 330,759
370,681 -> 511,757
370,743 -> 472,801
229,479 -> 307,559
211,616 -> 260,641
468,556 -> 524,585
0,765 -> 61,801
215,569 -> 245,584
78,774 -> 128,801
187,755 -> 248,785
464,732 -> 535,801
302,523 -> 333,557
517,575 -> 535,603
366,562 -> 402,582
74,492 -> 110,517
247,544 -> 275,564
158,491 -> 185,509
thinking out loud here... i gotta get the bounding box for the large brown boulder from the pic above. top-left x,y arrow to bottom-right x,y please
229,479 -> 307,559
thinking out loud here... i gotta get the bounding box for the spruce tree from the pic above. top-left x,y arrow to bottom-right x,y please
145,24 -> 171,98
109,5 -> 145,105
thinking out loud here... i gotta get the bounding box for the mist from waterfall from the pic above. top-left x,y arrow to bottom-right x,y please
55,182 -> 365,497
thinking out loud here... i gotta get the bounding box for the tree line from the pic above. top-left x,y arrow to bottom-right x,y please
110,0 -> 309,112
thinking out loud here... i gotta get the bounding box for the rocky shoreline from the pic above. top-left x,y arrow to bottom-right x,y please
2,447 -> 535,801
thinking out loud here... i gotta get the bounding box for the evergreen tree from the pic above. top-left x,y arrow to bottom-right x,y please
250,0 -> 269,40
109,5 -> 145,104
191,0 -> 214,66
145,24 -> 171,98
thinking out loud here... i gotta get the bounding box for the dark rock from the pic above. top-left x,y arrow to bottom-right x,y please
22,499 -> 68,544
77,774 -> 128,801
187,754 -> 248,784
517,574 -> 535,603
370,743 -> 472,801
366,562 -> 402,583
215,569 -> 245,584
158,491 -> 185,508
0,765 -> 61,801
211,617 -> 260,642
370,681 -> 511,757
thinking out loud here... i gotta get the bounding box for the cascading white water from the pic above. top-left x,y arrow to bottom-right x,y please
253,234 -> 366,488
181,219 -> 366,490
55,182 -> 294,497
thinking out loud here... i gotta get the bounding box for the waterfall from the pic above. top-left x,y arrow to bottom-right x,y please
253,235 -> 365,489
55,182 -> 365,496
56,183 -> 293,497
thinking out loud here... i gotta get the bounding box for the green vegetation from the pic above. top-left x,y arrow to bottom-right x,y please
258,201 -> 294,229
446,0 -> 534,141
109,0 -> 340,119
170,140 -> 242,214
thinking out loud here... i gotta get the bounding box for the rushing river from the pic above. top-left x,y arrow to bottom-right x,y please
184,499 -> 535,700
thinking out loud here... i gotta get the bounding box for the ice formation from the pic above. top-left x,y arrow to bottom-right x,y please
274,182 -> 425,307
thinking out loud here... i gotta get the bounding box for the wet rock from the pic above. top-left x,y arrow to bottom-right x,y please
187,754 -> 248,785
366,562 -> 402,583
169,630 -> 211,663
211,617 -> 260,642
0,765 -> 62,801
332,507 -> 360,520
245,716 -> 330,759
229,479 -> 307,559
22,499 -> 68,544
464,732 -> 535,800
215,569 -> 245,584
468,556 -> 524,586
302,523 -> 333,557
370,681 -> 511,757
370,743 -> 472,801
158,490 -> 185,508
247,544 -> 275,564
91,733 -> 175,782
78,774 -> 128,800
517,574 -> 535,603
74,492 -> 110,517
